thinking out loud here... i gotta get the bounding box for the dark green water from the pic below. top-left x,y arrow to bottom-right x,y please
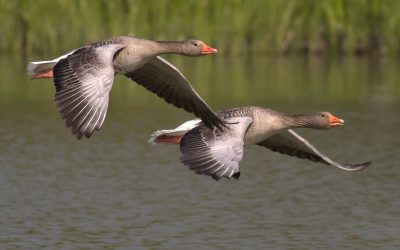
0,55 -> 399,249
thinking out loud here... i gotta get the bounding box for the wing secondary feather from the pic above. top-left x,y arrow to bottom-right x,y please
125,56 -> 224,129
180,117 -> 253,180
53,44 -> 125,138
257,129 -> 371,171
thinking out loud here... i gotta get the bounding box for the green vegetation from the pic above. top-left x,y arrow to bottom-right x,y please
1,0 -> 400,57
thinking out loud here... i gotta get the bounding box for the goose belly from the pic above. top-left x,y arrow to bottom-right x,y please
113,57 -> 147,74
243,127 -> 276,145
112,48 -> 150,74
243,115 -> 285,145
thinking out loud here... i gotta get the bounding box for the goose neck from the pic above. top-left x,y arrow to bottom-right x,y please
155,41 -> 186,55
282,115 -> 314,129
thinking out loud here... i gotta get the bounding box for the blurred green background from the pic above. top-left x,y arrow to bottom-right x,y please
1,0 -> 399,109
2,0 -> 400,57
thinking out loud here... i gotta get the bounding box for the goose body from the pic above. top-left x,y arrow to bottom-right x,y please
149,106 -> 371,180
27,36 -> 222,138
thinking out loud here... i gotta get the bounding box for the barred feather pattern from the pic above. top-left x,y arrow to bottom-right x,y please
257,129 -> 371,171
180,116 -> 253,180
125,56 -> 225,130
53,44 -> 124,139
257,130 -> 326,163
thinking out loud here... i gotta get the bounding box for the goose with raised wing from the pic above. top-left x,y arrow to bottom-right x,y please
27,36 -> 223,138
149,106 -> 371,180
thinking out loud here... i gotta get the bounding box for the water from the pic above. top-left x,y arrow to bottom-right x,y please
0,55 -> 399,249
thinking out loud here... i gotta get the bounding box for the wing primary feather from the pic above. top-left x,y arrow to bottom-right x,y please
179,116 -> 253,180
125,56 -> 225,130
52,43 -> 123,138
257,129 -> 370,171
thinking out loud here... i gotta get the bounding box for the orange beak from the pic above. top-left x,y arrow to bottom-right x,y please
328,114 -> 344,127
201,44 -> 218,54
31,69 -> 54,80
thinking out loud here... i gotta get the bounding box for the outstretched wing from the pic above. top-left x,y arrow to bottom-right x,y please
53,44 -> 125,139
180,117 -> 253,180
125,56 -> 224,129
257,129 -> 371,171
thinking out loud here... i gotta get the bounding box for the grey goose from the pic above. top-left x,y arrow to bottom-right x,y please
149,106 -> 371,180
27,36 -> 223,138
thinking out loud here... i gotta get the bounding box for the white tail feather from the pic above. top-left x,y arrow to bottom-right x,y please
149,119 -> 201,144
27,49 -> 78,77
27,61 -> 57,77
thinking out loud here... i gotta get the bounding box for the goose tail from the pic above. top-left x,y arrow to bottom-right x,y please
149,119 -> 201,145
27,60 -> 59,78
27,49 -> 77,78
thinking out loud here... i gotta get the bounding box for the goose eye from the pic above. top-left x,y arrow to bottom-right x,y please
193,43 -> 198,47
321,114 -> 326,117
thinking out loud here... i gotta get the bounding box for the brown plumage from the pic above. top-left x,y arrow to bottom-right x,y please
28,36 -> 223,138
150,107 -> 371,180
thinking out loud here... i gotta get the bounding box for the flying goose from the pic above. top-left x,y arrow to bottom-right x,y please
28,36 -> 223,138
149,106 -> 371,180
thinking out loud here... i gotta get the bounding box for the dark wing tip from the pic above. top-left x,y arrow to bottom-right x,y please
211,175 -> 222,181
232,172 -> 241,180
345,161 -> 372,171
210,171 -> 240,181
337,161 -> 371,171
196,109 -> 226,131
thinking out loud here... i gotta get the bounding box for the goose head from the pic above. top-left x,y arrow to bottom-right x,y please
312,112 -> 344,129
182,39 -> 218,56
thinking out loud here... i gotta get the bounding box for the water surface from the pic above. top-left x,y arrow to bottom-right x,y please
0,55 -> 399,249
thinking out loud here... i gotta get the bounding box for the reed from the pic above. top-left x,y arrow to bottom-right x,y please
1,0 -> 400,57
